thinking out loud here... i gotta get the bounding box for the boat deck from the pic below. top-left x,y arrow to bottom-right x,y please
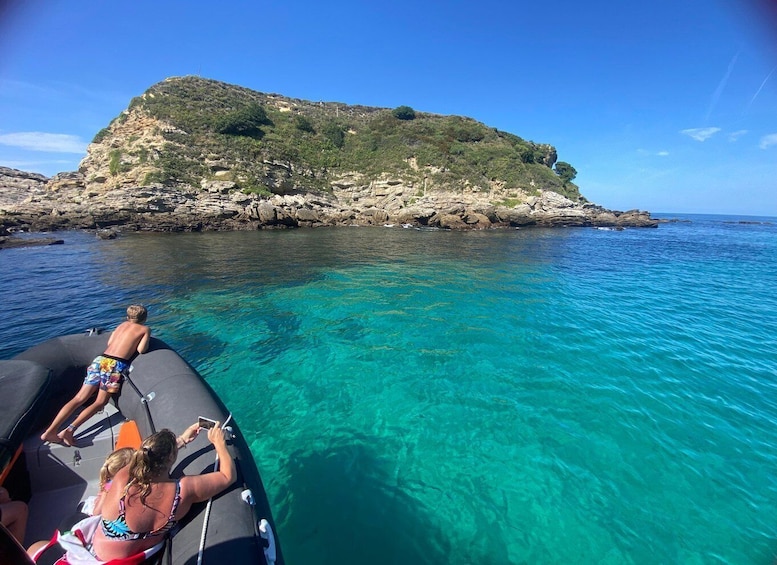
23,403 -> 126,547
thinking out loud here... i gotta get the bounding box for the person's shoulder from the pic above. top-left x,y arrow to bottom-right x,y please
103,467 -> 130,499
112,465 -> 131,482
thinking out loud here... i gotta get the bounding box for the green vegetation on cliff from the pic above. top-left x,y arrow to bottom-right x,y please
111,76 -> 581,200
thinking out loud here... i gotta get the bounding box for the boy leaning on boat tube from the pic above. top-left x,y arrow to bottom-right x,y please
40,305 -> 151,447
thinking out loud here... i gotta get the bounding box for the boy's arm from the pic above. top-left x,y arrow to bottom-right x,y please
136,327 -> 151,354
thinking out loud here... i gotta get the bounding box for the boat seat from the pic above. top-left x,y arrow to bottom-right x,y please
0,360 -> 51,484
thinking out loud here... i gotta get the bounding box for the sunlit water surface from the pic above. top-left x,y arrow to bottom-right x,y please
2,215 -> 776,564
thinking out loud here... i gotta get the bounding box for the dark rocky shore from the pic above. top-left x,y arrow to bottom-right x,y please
0,166 -> 657,248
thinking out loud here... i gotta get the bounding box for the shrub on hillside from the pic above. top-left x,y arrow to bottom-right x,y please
322,122 -> 345,148
294,115 -> 315,133
216,104 -> 271,138
93,128 -> 111,144
392,106 -> 416,120
554,161 -> 577,183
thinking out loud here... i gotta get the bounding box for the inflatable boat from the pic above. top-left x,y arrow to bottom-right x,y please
0,331 -> 282,564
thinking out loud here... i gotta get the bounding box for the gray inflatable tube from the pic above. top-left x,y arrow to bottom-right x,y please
11,332 -> 283,565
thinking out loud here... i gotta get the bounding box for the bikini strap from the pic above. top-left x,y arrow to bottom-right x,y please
144,480 -> 182,537
167,480 -> 182,521
117,480 -> 134,518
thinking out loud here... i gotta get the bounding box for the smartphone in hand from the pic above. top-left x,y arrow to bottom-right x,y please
198,416 -> 218,430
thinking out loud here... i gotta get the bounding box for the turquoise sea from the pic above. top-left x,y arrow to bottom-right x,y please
2,214 -> 776,564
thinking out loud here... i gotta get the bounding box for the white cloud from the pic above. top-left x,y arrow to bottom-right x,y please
0,132 -> 87,153
705,51 -> 739,122
0,159 -> 71,168
680,127 -> 721,142
747,67 -> 775,111
759,134 -> 777,149
637,149 -> 669,157
728,130 -> 748,141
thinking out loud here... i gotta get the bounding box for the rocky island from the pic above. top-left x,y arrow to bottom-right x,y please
0,76 -> 657,239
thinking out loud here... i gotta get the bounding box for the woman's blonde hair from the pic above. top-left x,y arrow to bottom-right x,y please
127,429 -> 177,504
99,447 -> 135,491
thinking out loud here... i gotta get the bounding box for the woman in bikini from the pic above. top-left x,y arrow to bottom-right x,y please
29,422 -> 234,563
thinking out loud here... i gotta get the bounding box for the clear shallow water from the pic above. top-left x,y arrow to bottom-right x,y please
2,215 -> 776,564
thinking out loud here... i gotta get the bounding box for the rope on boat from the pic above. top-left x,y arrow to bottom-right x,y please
197,412 -> 233,565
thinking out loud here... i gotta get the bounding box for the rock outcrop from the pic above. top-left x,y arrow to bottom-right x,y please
0,166 -> 657,233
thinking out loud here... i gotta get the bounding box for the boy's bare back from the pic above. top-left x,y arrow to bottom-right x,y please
104,305 -> 150,360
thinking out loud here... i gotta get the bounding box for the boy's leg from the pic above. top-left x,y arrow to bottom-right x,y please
57,388 -> 113,446
40,383 -> 98,443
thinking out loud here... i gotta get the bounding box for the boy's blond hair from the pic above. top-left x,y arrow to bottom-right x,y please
99,447 -> 135,491
126,304 -> 148,323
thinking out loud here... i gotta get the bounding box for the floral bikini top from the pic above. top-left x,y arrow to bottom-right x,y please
100,480 -> 181,540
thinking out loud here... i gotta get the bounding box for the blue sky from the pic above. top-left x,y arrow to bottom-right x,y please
1,0 -> 776,216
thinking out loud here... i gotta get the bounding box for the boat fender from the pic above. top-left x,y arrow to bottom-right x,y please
259,519 -> 276,565
115,420 -> 143,450
240,489 -> 255,506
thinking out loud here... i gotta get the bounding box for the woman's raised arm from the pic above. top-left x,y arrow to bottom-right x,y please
180,422 -> 236,503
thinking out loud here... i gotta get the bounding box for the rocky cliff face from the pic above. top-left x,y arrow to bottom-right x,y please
81,112 -> 172,192
0,165 -> 657,233
0,167 -> 48,204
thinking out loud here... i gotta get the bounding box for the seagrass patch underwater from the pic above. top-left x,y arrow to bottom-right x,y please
2,215 -> 776,564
